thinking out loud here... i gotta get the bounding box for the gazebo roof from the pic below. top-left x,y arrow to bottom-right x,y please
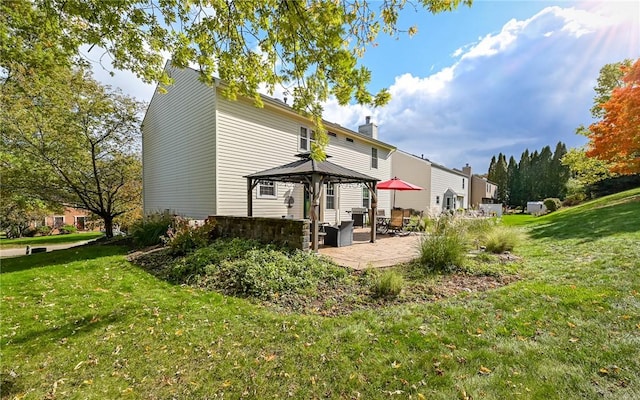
245,153 -> 379,184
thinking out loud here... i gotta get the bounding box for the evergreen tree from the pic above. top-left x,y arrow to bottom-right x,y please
537,145 -> 553,198
517,150 -> 531,207
551,142 -> 570,198
507,156 -> 519,206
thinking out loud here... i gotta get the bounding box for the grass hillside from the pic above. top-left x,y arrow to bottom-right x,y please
1,189 -> 639,399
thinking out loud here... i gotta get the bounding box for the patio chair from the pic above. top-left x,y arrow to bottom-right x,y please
324,220 -> 354,247
389,208 -> 405,232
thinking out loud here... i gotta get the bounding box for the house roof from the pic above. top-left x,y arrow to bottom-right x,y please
245,153 -> 379,185
154,61 -> 396,152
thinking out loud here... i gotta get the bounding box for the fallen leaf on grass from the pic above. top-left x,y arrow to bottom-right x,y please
567,322 -> 576,328
478,366 -> 492,375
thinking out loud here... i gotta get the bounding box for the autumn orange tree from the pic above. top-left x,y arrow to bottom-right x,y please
587,59 -> 640,174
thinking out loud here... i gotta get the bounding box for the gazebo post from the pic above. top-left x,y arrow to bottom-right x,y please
247,178 -> 253,217
310,174 -> 322,252
369,182 -> 377,243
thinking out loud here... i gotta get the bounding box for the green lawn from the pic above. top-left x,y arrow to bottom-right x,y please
2,189 -> 639,399
0,232 -> 105,249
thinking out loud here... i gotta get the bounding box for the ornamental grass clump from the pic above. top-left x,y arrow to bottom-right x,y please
483,226 -> 523,253
370,270 -> 404,298
130,212 -> 175,247
418,215 -> 467,273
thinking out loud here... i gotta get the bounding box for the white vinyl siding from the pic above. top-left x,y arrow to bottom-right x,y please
216,94 -> 303,218
390,150 -> 432,213
320,133 -> 393,223
142,65 -> 216,219
431,165 -> 469,211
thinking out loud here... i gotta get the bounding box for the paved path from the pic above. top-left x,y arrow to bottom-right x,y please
319,229 -> 423,270
0,240 -> 97,259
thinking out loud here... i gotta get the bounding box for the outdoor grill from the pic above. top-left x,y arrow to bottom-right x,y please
351,207 -> 367,227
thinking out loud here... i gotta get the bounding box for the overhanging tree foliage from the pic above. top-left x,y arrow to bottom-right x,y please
1,0 -> 472,160
1,66 -> 143,238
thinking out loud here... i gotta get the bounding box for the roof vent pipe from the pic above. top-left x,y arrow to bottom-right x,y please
365,116 -> 371,124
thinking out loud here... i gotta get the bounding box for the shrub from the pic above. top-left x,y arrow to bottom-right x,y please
36,225 -> 52,236
483,226 -> 523,253
543,198 -> 562,213
166,237 -> 262,282
169,239 -> 347,300
370,270 -> 404,298
130,212 -> 175,247
59,224 -> 78,234
418,216 -> 467,272
562,193 -> 586,207
167,219 -> 217,255
22,227 -> 37,237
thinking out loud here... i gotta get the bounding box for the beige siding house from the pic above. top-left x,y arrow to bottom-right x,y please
462,164 -> 499,208
391,150 -> 469,215
142,64 -> 395,223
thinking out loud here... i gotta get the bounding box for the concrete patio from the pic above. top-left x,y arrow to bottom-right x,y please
318,228 -> 423,270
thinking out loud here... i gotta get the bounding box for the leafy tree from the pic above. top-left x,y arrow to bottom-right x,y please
0,194 -> 53,238
587,59 -> 640,174
562,147 -> 612,187
1,0 -> 472,160
1,65 -> 143,238
590,59 -> 633,119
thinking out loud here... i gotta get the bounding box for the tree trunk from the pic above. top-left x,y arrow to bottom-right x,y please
104,216 -> 114,238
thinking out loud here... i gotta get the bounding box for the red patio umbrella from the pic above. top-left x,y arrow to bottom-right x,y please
377,177 -> 424,208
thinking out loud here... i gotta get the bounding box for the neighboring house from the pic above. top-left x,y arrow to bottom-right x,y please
391,150 -> 469,215
461,164 -> 499,208
142,63 -> 396,224
431,162 -> 469,212
42,207 -> 93,230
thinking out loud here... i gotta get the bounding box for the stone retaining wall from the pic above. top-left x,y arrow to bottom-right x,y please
207,216 -> 310,251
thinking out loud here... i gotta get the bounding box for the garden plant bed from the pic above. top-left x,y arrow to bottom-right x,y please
129,247 -> 521,317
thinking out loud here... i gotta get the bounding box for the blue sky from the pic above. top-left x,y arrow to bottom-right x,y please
91,0 -> 639,174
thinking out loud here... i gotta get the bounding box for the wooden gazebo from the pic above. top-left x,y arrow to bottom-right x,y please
245,154 -> 379,251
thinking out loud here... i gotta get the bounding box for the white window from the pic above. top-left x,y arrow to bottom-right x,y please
325,183 -> 335,210
53,216 -> 64,228
257,181 -> 277,199
371,148 -> 378,169
299,127 -> 315,151
75,216 -> 87,230
362,187 -> 370,208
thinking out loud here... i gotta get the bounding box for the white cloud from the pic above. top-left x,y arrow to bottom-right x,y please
322,4 -> 639,172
